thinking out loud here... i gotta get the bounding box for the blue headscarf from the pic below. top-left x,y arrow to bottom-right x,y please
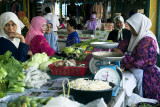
44,20 -> 59,52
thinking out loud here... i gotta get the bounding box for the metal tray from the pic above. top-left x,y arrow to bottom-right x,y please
92,51 -> 124,62
90,42 -> 118,48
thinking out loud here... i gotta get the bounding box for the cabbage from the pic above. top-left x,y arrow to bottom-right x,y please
39,60 -> 53,71
74,50 -> 80,54
31,53 -> 49,64
27,61 -> 39,69
39,58 -> 62,72
41,53 -> 49,62
63,47 -> 74,54
31,53 -> 43,64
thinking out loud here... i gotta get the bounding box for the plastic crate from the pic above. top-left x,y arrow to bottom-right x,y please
49,61 -> 89,76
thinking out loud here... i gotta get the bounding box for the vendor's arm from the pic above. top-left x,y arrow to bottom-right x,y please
17,42 -> 30,62
117,38 -> 130,53
107,31 -> 116,42
38,36 -> 56,56
83,21 -> 89,29
121,37 -> 157,69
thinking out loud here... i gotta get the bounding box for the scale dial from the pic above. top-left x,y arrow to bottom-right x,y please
94,68 -> 120,85
89,57 -> 109,74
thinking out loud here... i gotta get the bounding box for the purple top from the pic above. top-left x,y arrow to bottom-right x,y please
88,14 -> 97,30
117,36 -> 160,102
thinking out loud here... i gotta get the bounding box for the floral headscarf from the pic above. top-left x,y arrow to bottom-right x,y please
17,11 -> 25,19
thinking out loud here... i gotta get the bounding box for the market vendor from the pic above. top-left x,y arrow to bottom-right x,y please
108,15 -> 131,42
44,19 -> 59,52
92,11 -> 101,29
0,12 -> 31,62
113,13 -> 160,102
66,19 -> 80,47
84,14 -> 100,30
25,16 -> 56,56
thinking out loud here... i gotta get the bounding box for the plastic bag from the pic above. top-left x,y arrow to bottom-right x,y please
85,98 -> 107,107
127,93 -> 158,107
42,96 -> 82,107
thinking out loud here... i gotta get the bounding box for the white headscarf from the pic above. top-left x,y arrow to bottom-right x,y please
127,13 -> 159,54
0,12 -> 25,48
114,15 -> 125,41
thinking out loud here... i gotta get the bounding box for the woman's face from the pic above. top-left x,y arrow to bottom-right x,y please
46,23 -> 52,34
41,22 -> 47,33
4,20 -> 17,36
129,25 -> 138,36
67,23 -> 73,31
90,18 -> 95,22
115,20 -> 123,29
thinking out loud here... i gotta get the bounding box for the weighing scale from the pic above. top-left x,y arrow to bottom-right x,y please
89,42 -> 124,96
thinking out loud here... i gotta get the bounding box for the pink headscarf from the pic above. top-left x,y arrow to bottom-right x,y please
25,16 -> 47,44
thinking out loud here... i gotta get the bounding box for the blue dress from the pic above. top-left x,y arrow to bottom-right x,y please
0,37 -> 29,62
66,31 -> 80,47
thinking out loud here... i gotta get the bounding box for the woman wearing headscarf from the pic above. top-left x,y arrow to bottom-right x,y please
0,12 -> 30,62
84,14 -> 100,30
17,11 -> 30,37
108,15 -> 131,42
114,13 -> 160,101
25,16 -> 56,56
44,20 -> 59,52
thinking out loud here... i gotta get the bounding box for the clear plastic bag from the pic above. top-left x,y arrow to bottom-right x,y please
127,93 -> 158,107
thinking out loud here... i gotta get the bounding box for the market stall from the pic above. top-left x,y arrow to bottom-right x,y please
0,0 -> 160,107
0,42 -> 138,107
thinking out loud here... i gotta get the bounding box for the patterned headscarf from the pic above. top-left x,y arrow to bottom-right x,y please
0,12 -> 25,48
127,13 -> 159,54
17,11 -> 25,19
25,16 -> 47,45
88,14 -> 97,30
17,11 -> 30,29
20,16 -> 30,29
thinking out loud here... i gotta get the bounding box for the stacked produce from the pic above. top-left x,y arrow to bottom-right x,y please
72,39 -> 100,48
7,95 -> 53,107
21,53 -> 62,89
0,51 -> 26,98
56,46 -> 88,61
23,53 -> 62,72
24,67 -> 51,89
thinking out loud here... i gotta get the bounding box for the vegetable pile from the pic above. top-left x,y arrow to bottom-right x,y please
0,51 -> 26,98
23,53 -> 62,72
56,46 -> 88,61
7,95 -> 53,107
24,67 -> 51,89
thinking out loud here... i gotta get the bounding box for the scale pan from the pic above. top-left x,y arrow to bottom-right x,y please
90,42 -> 118,48
92,51 -> 124,61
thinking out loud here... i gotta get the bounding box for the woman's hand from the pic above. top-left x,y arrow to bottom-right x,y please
27,50 -> 33,56
9,32 -> 25,43
113,48 -> 124,55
